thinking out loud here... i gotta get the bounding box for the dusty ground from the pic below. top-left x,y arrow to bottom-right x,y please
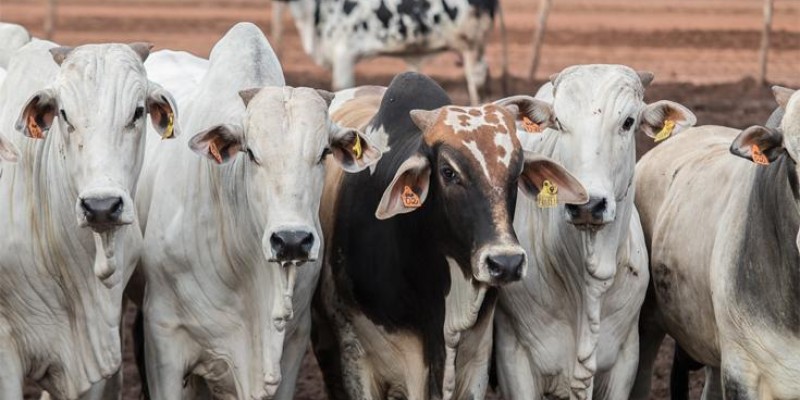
1,0 -> 798,398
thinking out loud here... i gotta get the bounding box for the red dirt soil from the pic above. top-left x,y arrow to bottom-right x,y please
1,0 -> 797,398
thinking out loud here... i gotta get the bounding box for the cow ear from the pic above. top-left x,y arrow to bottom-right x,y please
520,152 -> 588,205
15,89 -> 58,140
375,154 -> 431,220
495,95 -> 555,132
730,125 -> 785,164
639,100 -> 696,140
329,127 -> 381,173
189,124 -> 245,165
146,82 -> 180,139
773,86 -> 796,109
0,134 -> 19,162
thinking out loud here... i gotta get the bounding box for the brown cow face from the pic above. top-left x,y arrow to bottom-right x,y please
375,103 -> 588,285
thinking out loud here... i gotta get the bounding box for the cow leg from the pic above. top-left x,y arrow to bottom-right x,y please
700,367 -> 723,400
493,310 -> 540,400
79,371 -> 122,400
331,50 -> 356,91
594,328 -> 639,400
629,288 -> 665,400
720,355 -> 760,400
272,311 -> 312,400
0,347 -> 23,400
144,320 -> 187,400
461,48 -> 487,106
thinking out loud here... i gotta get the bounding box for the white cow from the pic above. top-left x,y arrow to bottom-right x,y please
136,22 -> 380,399
278,0 -> 497,105
632,87 -> 800,400
494,64 -> 696,399
0,39 -> 178,399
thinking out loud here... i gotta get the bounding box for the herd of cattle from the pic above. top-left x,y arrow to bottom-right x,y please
0,15 -> 797,400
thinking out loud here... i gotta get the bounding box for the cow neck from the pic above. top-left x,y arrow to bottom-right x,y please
18,129 -> 123,394
331,134 -> 449,380
733,155 -> 800,333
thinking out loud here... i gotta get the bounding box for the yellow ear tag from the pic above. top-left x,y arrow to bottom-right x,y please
402,185 -> 422,208
161,112 -> 175,140
654,120 -> 675,143
522,116 -> 541,133
209,140 -> 223,164
352,133 -> 363,160
537,180 -> 558,208
751,144 -> 770,166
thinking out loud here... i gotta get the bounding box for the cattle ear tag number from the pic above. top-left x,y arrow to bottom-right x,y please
208,139 -> 223,164
27,115 -> 44,139
751,144 -> 770,166
537,180 -> 558,208
402,185 -> 422,208
522,116 -> 541,133
352,133 -> 363,160
161,112 -> 175,140
654,120 -> 675,143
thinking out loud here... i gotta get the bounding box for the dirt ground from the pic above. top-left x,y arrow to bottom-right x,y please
1,0 -> 798,398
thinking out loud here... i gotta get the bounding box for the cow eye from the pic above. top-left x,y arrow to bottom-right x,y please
319,147 -> 332,164
246,148 -> 261,165
622,117 -> 635,131
131,106 -> 145,123
60,109 -> 75,132
440,165 -> 459,184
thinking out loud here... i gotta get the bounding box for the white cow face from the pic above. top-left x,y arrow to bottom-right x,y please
544,64 -> 694,229
189,86 -> 380,265
15,43 -> 179,233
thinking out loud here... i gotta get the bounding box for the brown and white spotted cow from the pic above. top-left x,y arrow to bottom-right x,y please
313,72 -> 589,400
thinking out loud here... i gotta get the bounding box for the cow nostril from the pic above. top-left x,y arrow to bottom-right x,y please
565,203 -> 580,217
299,232 -> 314,253
110,197 -> 124,217
270,233 -> 285,251
591,198 -> 607,214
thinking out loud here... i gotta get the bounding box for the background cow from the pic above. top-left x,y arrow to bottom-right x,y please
493,64 -> 696,400
276,0 -> 497,105
0,38 -> 177,399
632,86 -> 800,400
135,22 -> 380,399
313,71 -> 588,400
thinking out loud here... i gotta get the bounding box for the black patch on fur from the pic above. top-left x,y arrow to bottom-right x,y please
314,0 -> 322,27
398,18 -> 408,38
733,155 -> 800,333
433,13 -> 441,24
376,1 -> 393,29
398,0 -> 432,35
469,0 -> 499,18
342,0 -> 358,15
443,1 -> 459,20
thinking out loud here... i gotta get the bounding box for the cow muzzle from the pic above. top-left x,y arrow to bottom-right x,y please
565,195 -> 615,229
265,226 -> 319,266
76,188 -> 134,232
474,245 -> 527,285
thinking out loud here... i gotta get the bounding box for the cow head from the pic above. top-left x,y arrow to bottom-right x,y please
731,86 -> 800,249
375,102 -> 587,285
15,43 -> 179,234
531,64 -> 695,229
189,86 -> 380,266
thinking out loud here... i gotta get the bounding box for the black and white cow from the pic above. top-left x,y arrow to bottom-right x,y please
276,0 -> 498,105
312,72 -> 589,400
